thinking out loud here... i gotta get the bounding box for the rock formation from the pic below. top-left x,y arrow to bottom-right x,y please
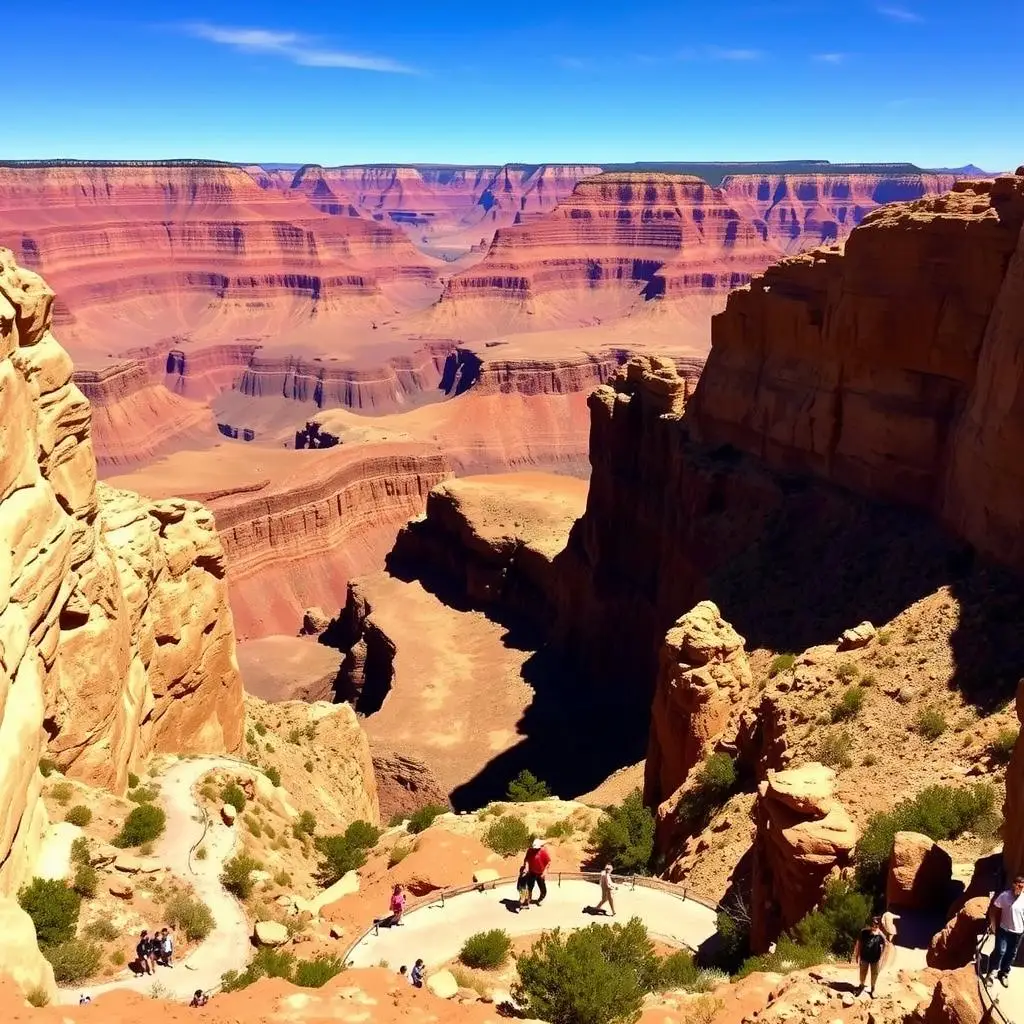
750,764 -> 858,951
886,831 -> 954,911
0,247 -> 243,894
644,601 -> 752,810
927,897 -> 990,969
372,749 -> 450,823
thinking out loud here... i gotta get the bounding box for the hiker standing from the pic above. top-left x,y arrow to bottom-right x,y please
595,864 -> 617,916
523,839 -> 551,906
390,884 -> 407,926
161,927 -> 174,967
137,930 -> 154,975
852,916 -> 887,998
987,876 -> 1024,987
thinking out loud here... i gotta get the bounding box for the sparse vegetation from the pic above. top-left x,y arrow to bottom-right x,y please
83,919 -> 119,942
221,947 -> 343,991
588,789 -> 655,875
27,986 -> 50,1007
244,813 -> 263,838
195,846 -> 208,861
45,939 -> 101,984
877,630 -> 892,646
388,845 -> 412,868
656,950 -> 699,990
831,685 -> 865,722
221,781 -> 247,813
304,760 -> 315,773
483,815 -> 532,856
507,769 -> 552,802
18,877 -> 81,946
264,766 -> 281,787
70,837 -> 90,866
314,821 -> 381,886
459,929 -> 512,969
989,728 -> 1019,763
915,708 -> 948,740
293,954 -> 346,988
862,752 -> 878,767
816,729 -> 854,770
678,754 -> 739,824
408,803 -> 448,834
737,936 -> 826,979
254,722 -> 267,736
110,949 -> 126,966
835,661 -> 859,683
113,803 -> 166,848
73,864 -> 99,899
128,772 -> 140,789
274,870 -> 292,887
293,810 -> 317,839
246,728 -> 256,745
50,781 -> 73,805
861,671 -> 877,686
165,893 -> 215,941
221,852 -> 262,899
38,757 -> 57,778
128,785 -> 159,804
545,819 -> 575,840
768,653 -> 797,677
65,805 -> 92,827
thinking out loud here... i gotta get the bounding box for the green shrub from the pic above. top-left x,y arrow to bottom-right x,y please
304,760 -> 315,773
110,949 -> 126,966
737,937 -> 826,979
588,790 -> 655,875
790,878 -> 871,957
545,819 -> 575,840
44,939 -> 101,983
459,929 -> 512,969
221,946 -> 296,991
483,816 -> 531,856
50,782 -> 73,805
83,918 -> 119,942
288,728 -> 303,744
768,654 -> 797,678
65,805 -> 92,827
255,722 -> 267,736
713,906 -> 750,973
861,672 -> 877,687
73,864 -> 98,899
877,630 -> 892,646
314,821 -> 381,886
835,661 -> 859,683
831,686 -> 865,722
128,785 -> 159,804
817,729 -> 854,770
989,728 -> 1019,763
507,770 -> 552,802
195,846 -> 208,861
408,803 -> 448,834
246,728 -> 256,745
70,837 -> 91,866
514,917 -> 657,1024
862,753 -> 878,767
679,754 -> 738,824
221,853 -> 262,899
293,810 -> 317,838
856,783 -> 997,893
113,804 -> 166,848
916,708 -> 948,740
164,893 -> 215,941
18,877 -> 81,946
293,954 -> 345,988
128,772 -> 140,789
244,814 -> 263,838
27,987 -> 50,1007
274,870 -> 292,886
38,757 -> 57,779
388,845 -> 411,867
221,782 -> 247,813
656,950 -> 699,990
264,766 -> 281,787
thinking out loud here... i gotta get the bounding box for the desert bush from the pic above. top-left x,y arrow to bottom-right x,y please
831,686 -> 865,722
408,803 -> 448,834
656,950 -> 699,990
293,810 -> 317,838
507,769 -> 552,802
128,785 -> 159,804
314,821 -> 381,886
70,837 -> 91,866
165,893 -> 215,941
989,728 -> 1019,763
38,757 -> 57,778
113,803 -> 166,848
18,877 -> 81,946
27,986 -> 50,1007
288,727 -> 303,744
679,754 -> 738,824
244,814 -> 263,838
459,929 -> 512,969
83,919 -> 119,942
877,630 -> 892,646
264,766 -> 281,787
255,722 -> 267,736
692,969 -> 729,992
737,937 -> 826,979
545,819 -> 575,839
110,949 -> 126,966
916,708 -> 948,740
790,878 -> 871,957
588,790 -> 655,875
221,852 -> 262,900
835,661 -> 859,683
195,846 -> 208,860
127,772 -> 140,789
274,870 -> 292,886
304,760 -> 314,773
388,845 -> 411,868
483,815 -> 531,856
861,672 -> 877,687
293,954 -> 345,988
713,905 -> 751,973
44,939 -> 101,983
50,781 -> 73,805
816,730 -> 854,770
768,654 -> 796,677
221,782 -> 247,813
73,864 -> 98,899
514,917 -> 658,1024
246,728 -> 256,745
221,946 -> 296,991
862,753 -> 878,767
856,783 -> 997,893
65,805 -> 93,827
451,964 -> 490,997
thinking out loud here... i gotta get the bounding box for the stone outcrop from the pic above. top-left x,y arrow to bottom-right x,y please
750,763 -> 858,950
644,601 -> 751,809
372,748 -> 450,824
928,897 -> 990,969
0,247 -> 243,895
887,831 -> 954,911
0,899 -> 56,1002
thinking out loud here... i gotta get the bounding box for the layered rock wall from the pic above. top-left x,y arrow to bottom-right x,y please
0,248 -> 243,894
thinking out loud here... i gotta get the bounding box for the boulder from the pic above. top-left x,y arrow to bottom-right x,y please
0,898 -> 57,1003
887,831 -> 953,910
221,804 -> 237,825
473,868 -> 500,886
301,607 -> 331,635
838,622 -> 876,650
928,897 -> 990,968
329,925 -> 345,940
923,966 -> 983,1024
426,969 -> 459,999
109,880 -> 134,899
309,870 -> 360,914
91,843 -> 119,867
254,920 -> 290,946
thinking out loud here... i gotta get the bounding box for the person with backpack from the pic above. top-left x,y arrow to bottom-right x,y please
853,916 -> 887,998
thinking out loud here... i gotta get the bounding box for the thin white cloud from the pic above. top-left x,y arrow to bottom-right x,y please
813,52 -> 847,63
184,22 -> 415,73
877,5 -> 924,22
707,46 -> 763,61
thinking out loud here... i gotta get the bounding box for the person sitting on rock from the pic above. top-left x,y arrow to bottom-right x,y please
389,884 -> 407,926
853,916 -> 887,998
595,864 -> 617,917
410,959 -> 425,988
190,989 -> 208,1007
136,930 -> 154,975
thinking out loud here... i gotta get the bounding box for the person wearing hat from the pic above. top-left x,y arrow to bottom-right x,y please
523,838 -> 551,907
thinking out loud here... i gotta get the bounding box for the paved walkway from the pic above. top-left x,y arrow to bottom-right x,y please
345,877 -> 719,970
57,757 -> 252,1006
978,931 -> 1024,1022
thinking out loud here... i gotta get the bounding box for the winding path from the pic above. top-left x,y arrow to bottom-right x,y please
344,876 -> 720,970
57,757 -> 252,1006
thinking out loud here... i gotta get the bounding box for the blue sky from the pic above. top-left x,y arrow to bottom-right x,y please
19,2 -> 1023,169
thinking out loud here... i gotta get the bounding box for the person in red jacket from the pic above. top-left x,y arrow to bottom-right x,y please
523,838 -> 551,906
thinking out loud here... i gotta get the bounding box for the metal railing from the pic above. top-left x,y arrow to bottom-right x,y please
976,931 -> 1012,1024
341,870 -> 720,966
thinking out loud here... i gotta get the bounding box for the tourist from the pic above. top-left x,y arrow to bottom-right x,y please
595,864 -> 616,916
147,930 -> 162,971
161,927 -> 174,967
410,959 -> 425,988
852,916 -> 887,998
399,965 -> 409,981
136,930 -> 154,975
986,876 -> 1024,987
880,910 -> 899,970
79,994 -> 91,1005
190,989 -> 208,1007
523,838 -> 550,906
390,884 -> 407,926
517,865 -> 532,912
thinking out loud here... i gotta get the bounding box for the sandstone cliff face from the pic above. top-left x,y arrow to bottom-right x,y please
0,248 -> 243,894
